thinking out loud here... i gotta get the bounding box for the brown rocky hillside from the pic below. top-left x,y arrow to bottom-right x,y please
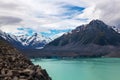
0,37 -> 51,80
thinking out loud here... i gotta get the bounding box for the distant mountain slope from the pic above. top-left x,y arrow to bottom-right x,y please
0,30 -> 22,49
0,30 -> 52,49
37,20 -> 120,58
44,20 -> 120,50
0,35 -> 51,80
25,33 -> 51,49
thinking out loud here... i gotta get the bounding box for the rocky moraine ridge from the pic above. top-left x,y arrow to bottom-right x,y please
0,37 -> 51,80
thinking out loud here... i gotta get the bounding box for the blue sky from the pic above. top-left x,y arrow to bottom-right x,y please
41,29 -> 71,38
17,28 -> 35,36
10,2 -> 87,38
19,4 -> 85,37
17,27 -> 71,38
0,0 -> 119,38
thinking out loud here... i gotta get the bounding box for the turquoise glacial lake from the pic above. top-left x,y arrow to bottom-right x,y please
32,58 -> 120,80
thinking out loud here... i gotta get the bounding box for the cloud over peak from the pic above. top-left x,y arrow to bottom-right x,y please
0,16 -> 22,25
0,0 -> 120,37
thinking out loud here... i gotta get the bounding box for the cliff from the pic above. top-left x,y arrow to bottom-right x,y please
41,20 -> 120,58
0,37 -> 51,80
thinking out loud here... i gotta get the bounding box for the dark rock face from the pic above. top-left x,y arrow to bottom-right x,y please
46,20 -> 120,48
42,20 -> 120,57
0,37 -> 51,80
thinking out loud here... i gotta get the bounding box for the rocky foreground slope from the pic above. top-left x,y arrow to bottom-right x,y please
0,37 -> 51,80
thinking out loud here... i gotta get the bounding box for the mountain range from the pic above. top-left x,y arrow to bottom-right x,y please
45,20 -> 120,49
41,20 -> 120,58
0,20 -> 120,58
0,31 -> 52,50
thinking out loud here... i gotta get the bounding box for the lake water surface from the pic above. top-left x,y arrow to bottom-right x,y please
32,58 -> 120,80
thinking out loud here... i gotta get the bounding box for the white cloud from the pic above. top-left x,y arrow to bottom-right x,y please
0,0 -> 120,37
95,0 -> 120,27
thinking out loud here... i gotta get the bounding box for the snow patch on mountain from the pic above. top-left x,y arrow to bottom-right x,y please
0,30 -> 52,49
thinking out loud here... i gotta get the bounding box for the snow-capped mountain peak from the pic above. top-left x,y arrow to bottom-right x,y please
26,33 -> 51,45
0,30 -> 52,49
